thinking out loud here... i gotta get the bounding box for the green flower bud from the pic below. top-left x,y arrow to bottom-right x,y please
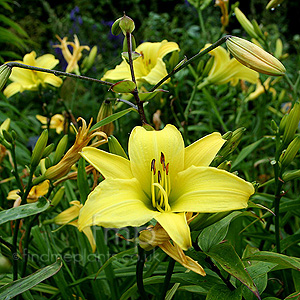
97,100 -> 114,136
271,119 -> 278,133
217,160 -> 231,171
282,102 -> 300,146
266,0 -> 284,10
220,127 -> 246,158
234,7 -> 259,40
111,17 -> 122,36
282,169 -> 300,182
119,15 -> 135,34
31,129 -> 48,168
81,46 -> 98,73
202,56 -> 214,77
274,38 -> 283,59
42,143 -> 55,158
2,130 -> 13,143
53,135 -> 68,165
279,113 -> 288,134
48,186 -> 65,211
226,36 -> 286,76
251,19 -> 265,41
0,64 -> 12,91
279,135 -> 300,170
44,156 -> 52,169
0,118 -> 10,134
108,135 -> 128,159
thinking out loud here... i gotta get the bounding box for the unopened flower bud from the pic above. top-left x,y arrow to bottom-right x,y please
226,36 -> 286,76
119,15 -> 135,34
217,160 -> 231,171
108,135 -> 128,159
282,102 -> 300,146
0,118 -> 10,134
279,135 -> 300,170
274,38 -> 283,59
271,119 -> 278,134
282,169 -> 300,182
139,225 -> 169,251
234,7 -> 259,40
220,127 -> 246,158
2,130 -> 13,143
266,0 -> 284,10
42,143 -> 55,158
48,186 -> 65,211
81,46 -> 98,73
279,113 -> 288,134
97,100 -> 114,136
31,129 -> 48,168
0,64 -> 12,91
111,17 -> 122,36
202,56 -> 215,77
53,135 -> 68,165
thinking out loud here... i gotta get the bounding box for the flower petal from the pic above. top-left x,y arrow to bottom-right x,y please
101,60 -> 131,81
171,166 -> 254,213
128,124 -> 185,196
82,227 -> 96,253
141,58 -> 169,85
78,178 -> 159,231
185,132 -> 225,168
155,212 -> 191,250
3,82 -> 22,98
81,147 -> 133,179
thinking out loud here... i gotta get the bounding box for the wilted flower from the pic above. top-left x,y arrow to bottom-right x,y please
53,35 -> 90,74
101,40 -> 180,86
78,124 -> 254,251
53,200 -> 96,252
245,77 -> 276,101
215,0 -> 229,31
198,44 -> 259,89
36,114 -> 65,134
3,51 -> 63,98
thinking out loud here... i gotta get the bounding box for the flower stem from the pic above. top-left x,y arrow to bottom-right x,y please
150,35 -> 230,92
136,246 -> 148,299
159,257 -> 176,300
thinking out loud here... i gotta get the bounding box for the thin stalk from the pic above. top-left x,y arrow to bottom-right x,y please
6,62 -> 113,87
136,246 -> 148,299
159,257 -> 176,300
150,35 -> 229,92
184,76 -> 199,120
198,8 -> 207,40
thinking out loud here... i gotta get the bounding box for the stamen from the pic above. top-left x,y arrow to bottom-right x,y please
151,159 -> 156,175
166,163 -> 169,175
153,183 -> 170,212
157,170 -> 161,183
160,152 -> 165,165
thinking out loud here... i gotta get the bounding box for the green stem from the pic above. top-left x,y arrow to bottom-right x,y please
198,8 -> 207,39
159,257 -> 175,300
184,76 -> 199,120
6,62 -> 113,87
150,35 -> 230,92
136,246 -> 148,299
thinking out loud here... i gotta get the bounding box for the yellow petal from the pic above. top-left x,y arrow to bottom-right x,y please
207,44 -> 230,76
54,200 -> 82,225
155,212 -> 191,251
185,132 -> 225,168
35,54 -> 59,70
171,166 -> 254,212
128,124 -> 185,196
43,74 -> 63,87
7,189 -> 20,200
101,60 -> 131,81
82,227 -> 96,253
78,178 -> 159,231
36,115 -> 47,124
157,41 -> 180,59
141,58 -> 169,85
81,147 -> 133,179
3,82 -> 22,98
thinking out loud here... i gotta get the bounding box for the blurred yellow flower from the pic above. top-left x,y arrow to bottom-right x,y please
198,44 -> 259,89
54,35 -> 90,74
54,200 -> 96,252
7,180 -> 50,206
246,77 -> 276,101
3,51 -> 63,98
36,114 -> 65,134
101,40 -> 179,86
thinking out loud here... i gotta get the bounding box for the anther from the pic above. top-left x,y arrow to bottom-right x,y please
166,163 -> 169,175
160,152 -> 165,165
157,170 -> 161,183
151,159 -> 156,175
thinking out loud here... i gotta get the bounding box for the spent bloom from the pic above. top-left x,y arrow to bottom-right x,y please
3,51 -> 63,98
53,34 -> 90,74
101,40 -> 179,86
78,124 -> 254,251
198,44 -> 259,89
54,200 -> 96,252
245,77 -> 276,101
36,114 -> 65,134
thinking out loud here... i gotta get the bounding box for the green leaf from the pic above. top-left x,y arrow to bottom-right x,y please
206,284 -> 243,300
231,137 -> 265,169
110,80 -> 136,93
244,251 -> 300,271
90,107 -> 135,131
0,14 -> 29,37
0,259 -> 62,300
77,157 -> 90,204
0,198 -> 50,225
198,211 -> 241,252
206,243 -> 260,299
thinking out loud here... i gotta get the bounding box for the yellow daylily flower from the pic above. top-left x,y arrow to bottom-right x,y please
7,180 -> 50,206
54,201 -> 96,252
198,44 -> 259,89
3,51 -> 63,98
78,124 -> 254,251
101,40 -> 180,86
54,35 -> 90,74
245,77 -> 276,101
36,114 -> 65,134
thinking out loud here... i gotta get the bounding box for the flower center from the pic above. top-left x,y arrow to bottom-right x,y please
150,152 -> 171,212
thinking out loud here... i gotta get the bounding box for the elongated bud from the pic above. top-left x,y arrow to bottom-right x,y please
266,0 -> 284,10
111,17 -> 122,36
251,19 -> 265,41
53,135 -> 68,165
42,143 -> 55,158
217,160 -> 231,171
202,56 -> 214,77
279,135 -> 300,170
48,186 -> 65,211
0,64 -> 12,91
2,130 -> 13,143
44,156 -> 52,169
31,130 -> 48,168
279,113 -> 288,134
282,169 -> 300,182
226,36 -> 286,76
169,50 -> 180,71
119,15 -> 135,34
282,102 -> 300,146
108,135 -> 128,159
274,38 -> 283,59
97,100 -> 114,136
0,118 -> 10,134
271,119 -> 278,134
81,46 -> 98,73
234,7 -> 259,40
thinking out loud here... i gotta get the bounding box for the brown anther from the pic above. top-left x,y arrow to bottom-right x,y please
151,159 -> 156,175
157,170 -> 161,183
166,163 -> 169,175
160,152 -> 165,165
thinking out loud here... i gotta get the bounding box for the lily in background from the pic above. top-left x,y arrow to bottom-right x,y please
3,51 -> 63,98
198,44 -> 259,89
101,40 -> 179,86
245,77 -> 276,101
78,124 -> 254,253
36,114 -> 65,134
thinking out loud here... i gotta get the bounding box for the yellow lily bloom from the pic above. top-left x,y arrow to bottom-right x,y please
7,180 -> 50,206
245,77 -> 276,101
78,124 -> 254,251
54,201 -> 96,253
101,40 -> 180,86
36,114 -> 65,134
53,35 -> 90,74
3,51 -> 63,98
198,44 -> 259,89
